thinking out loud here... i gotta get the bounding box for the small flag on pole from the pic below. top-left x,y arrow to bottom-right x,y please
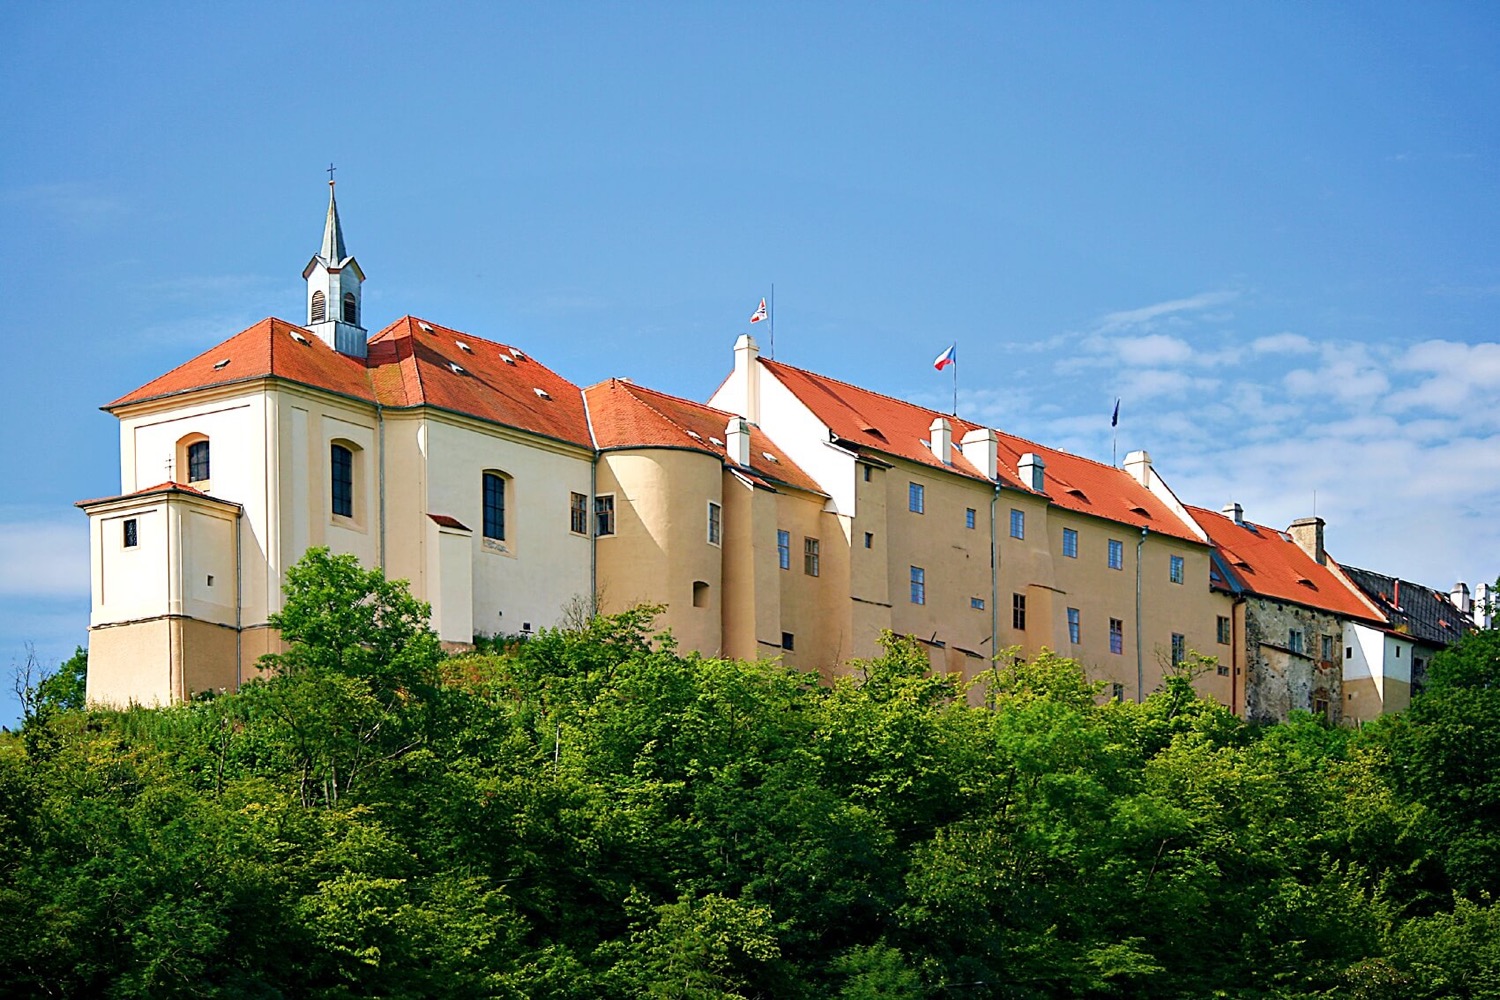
750,298 -> 768,324
1111,399 -> 1120,427
933,344 -> 957,371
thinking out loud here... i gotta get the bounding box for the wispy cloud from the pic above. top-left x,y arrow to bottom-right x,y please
1096,290 -> 1239,334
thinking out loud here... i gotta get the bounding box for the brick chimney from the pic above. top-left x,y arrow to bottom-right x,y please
1288,516 -> 1326,565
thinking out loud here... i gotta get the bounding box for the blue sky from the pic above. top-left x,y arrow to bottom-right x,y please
3,3 -> 1498,723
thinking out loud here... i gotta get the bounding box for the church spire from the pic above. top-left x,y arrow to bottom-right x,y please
303,167 -> 367,357
320,178 -> 348,263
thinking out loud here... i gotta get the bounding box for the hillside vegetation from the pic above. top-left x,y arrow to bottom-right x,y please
4,548 -> 1499,998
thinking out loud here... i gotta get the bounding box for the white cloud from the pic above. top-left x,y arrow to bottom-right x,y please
1097,290 -> 1239,333
0,521 -> 90,598
1115,334 -> 1194,367
1251,332 -> 1315,354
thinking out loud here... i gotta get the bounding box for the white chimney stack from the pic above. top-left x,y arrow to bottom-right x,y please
1018,452 -> 1045,493
733,334 -> 761,425
960,427 -> 998,480
1451,582 -> 1472,614
1222,502 -> 1244,525
725,416 -> 751,467
929,417 -> 952,465
1123,450 -> 1152,487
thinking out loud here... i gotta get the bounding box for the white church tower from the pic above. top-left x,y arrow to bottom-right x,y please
302,175 -> 367,357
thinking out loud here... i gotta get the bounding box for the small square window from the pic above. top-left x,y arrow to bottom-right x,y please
1217,615 -> 1231,644
1169,555 -> 1185,585
1108,539 -> 1124,570
1010,509 -> 1025,540
1217,664 -> 1231,676
1062,528 -> 1078,558
1067,607 -> 1080,644
782,631 -> 795,651
777,529 -> 791,570
1111,682 -> 1125,702
804,537 -> 820,577
965,508 -> 976,530
910,566 -> 926,605
1110,617 -> 1123,654
971,597 -> 985,610
909,482 -> 925,514
123,518 -> 138,548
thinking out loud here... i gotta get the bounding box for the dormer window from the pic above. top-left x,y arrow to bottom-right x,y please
310,290 -> 326,323
342,293 -> 357,324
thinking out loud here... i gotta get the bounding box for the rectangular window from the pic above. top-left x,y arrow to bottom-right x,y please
971,597 -> 985,610
1217,663 -> 1231,676
483,473 -> 506,541
594,495 -> 615,536
1067,607 -> 1080,644
1108,538 -> 1124,570
782,631 -> 795,651
707,502 -> 722,545
123,518 -> 138,548
1217,615 -> 1232,644
1320,634 -> 1335,661
804,537 -> 820,577
1346,646 -> 1353,659
863,532 -> 873,549
1110,617 -> 1124,654
777,529 -> 791,570
1288,629 -> 1304,654
909,482 -> 925,513
187,440 -> 210,483
1112,682 -> 1125,702
1010,509 -> 1025,539
1012,593 -> 1027,631
965,507 -> 976,529
1171,632 -> 1186,666
570,492 -> 588,535
1169,554 -> 1185,584
331,444 -> 353,518
909,566 -> 926,605
1062,528 -> 1078,558
863,465 -> 872,482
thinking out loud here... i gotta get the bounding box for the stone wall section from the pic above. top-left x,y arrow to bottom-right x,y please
1242,596 -> 1344,724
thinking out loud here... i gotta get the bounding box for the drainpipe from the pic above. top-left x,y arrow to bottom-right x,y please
234,511 -> 243,692
376,401 -> 387,570
989,481 -> 1001,675
589,453 -> 599,618
1135,527 -> 1148,703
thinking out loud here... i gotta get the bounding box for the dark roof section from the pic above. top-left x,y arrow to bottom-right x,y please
1340,565 -> 1476,648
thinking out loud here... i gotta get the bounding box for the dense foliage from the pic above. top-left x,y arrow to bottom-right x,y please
4,549 -> 1498,998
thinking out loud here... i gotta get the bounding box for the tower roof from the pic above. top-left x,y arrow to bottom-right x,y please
320,181 -> 348,263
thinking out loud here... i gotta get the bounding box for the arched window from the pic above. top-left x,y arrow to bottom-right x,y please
342,292 -> 357,325
483,472 -> 506,541
310,290 -> 326,323
331,443 -> 354,517
187,440 -> 210,483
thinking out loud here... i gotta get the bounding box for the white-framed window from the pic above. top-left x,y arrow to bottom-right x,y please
1067,607 -> 1080,644
1010,509 -> 1025,539
1110,617 -> 1123,654
804,537 -> 820,577
707,501 -> 722,546
910,566 -> 926,605
1169,554 -> 1185,584
965,508 -> 976,529
777,529 -> 791,570
570,492 -> 588,535
482,471 -> 508,541
594,494 -> 616,536
1171,633 -> 1186,666
909,482 -> 925,514
1218,616 -> 1232,644
1288,629 -> 1304,654
1108,539 -> 1124,570
1062,528 -> 1078,558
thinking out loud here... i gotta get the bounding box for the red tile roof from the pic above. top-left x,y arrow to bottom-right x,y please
585,379 -> 825,496
1186,505 -> 1383,621
759,359 -> 1201,541
76,481 -> 240,509
107,316 -> 594,450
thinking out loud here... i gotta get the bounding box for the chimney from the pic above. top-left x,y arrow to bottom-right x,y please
1476,583 -> 1495,629
929,417 -> 952,465
733,334 -> 761,425
1288,516 -> 1326,566
1450,581 -> 1472,614
1018,452 -> 1045,493
960,427 -> 998,480
1123,449 -> 1152,487
1222,502 -> 1244,525
725,416 -> 751,467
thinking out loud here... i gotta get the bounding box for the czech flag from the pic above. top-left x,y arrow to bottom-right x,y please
750,298 -> 768,324
933,344 -> 956,371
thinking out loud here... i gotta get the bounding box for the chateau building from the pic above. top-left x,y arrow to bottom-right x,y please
76,186 -> 1479,716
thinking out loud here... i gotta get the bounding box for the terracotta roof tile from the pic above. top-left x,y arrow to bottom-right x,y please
76,480 -> 240,509
760,359 -> 1199,540
1186,505 -> 1382,621
585,379 -> 825,495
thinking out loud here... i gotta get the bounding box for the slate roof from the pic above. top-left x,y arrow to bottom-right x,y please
1187,505 -> 1383,621
759,359 -> 1202,541
1340,565 -> 1475,647
585,379 -> 824,496
107,316 -> 594,450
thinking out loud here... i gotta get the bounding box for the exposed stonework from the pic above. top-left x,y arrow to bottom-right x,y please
1241,595 -> 1343,724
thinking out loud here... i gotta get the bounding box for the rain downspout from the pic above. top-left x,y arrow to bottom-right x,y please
376,401 -> 386,569
234,511 -> 242,691
1135,526 -> 1148,703
989,481 -> 1001,676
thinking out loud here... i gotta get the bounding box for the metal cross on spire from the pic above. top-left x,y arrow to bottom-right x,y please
326,162 -> 337,185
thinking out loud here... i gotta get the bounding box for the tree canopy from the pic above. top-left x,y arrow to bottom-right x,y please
3,552 -> 1498,998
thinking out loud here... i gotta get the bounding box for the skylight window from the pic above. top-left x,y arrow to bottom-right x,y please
510,348 -> 526,359
289,330 -> 311,345
449,363 -> 467,375
533,388 -> 551,399
212,358 -> 231,370
762,451 -> 779,463
687,431 -> 702,440
456,341 -> 473,353
418,322 -> 435,333
710,436 -> 724,446
499,354 -> 516,364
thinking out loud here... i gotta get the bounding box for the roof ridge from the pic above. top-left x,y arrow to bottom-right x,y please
761,358 -> 984,435
618,381 -> 722,454
622,379 -> 735,421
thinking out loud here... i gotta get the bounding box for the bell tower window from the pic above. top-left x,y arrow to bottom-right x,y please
310,290 -> 326,323
342,293 -> 357,325
187,440 -> 210,483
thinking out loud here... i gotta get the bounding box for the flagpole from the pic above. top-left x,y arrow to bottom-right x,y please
769,283 -> 775,360
952,341 -> 958,416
